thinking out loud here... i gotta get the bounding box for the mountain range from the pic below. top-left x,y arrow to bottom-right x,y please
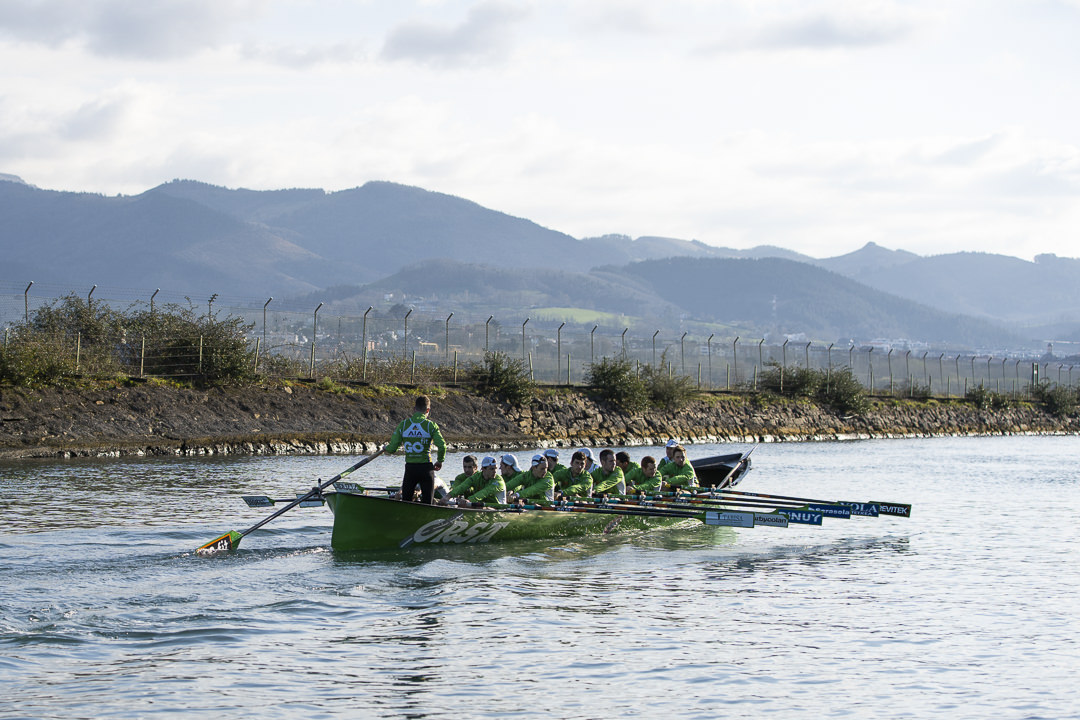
2,174 -> 1078,351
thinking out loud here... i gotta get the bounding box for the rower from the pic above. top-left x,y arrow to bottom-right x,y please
446,455 -> 483,500
515,454 -> 556,503
657,439 -> 679,470
578,447 -> 600,473
500,454 -> 529,495
543,448 -> 565,475
464,455 -> 506,505
553,450 -> 593,498
625,455 -> 662,494
615,451 -> 639,478
659,444 -> 697,489
591,448 -> 626,496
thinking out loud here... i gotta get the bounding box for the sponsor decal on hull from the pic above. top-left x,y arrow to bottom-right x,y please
401,515 -> 511,547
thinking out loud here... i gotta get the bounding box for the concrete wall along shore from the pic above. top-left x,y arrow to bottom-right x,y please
2,383 -> 1076,459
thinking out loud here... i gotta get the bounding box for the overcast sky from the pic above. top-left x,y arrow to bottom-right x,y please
2,0 -> 1078,260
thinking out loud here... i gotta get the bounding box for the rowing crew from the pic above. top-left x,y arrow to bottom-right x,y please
435,443 -> 696,507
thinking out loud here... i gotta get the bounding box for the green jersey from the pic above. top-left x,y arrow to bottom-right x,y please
504,470 -> 531,494
624,466 -> 662,494
468,475 -> 507,504
450,470 -> 483,497
553,467 -> 593,497
591,466 -> 625,495
660,460 -> 697,488
385,412 -> 446,464
518,470 -> 556,501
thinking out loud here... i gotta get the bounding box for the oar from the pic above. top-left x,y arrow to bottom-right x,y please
242,495 -> 326,508
196,448 -> 384,554
715,488 -> 911,517
523,500 -> 803,528
596,493 -> 854,520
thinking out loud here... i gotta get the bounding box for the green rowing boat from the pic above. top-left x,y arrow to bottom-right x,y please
325,491 -> 695,551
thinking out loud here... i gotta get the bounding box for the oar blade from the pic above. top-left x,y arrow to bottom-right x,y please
196,530 -> 242,555
242,495 -> 274,507
872,502 -> 912,517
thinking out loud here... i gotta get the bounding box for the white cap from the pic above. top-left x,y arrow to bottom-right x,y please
543,448 -> 560,459
531,454 -> 546,466
580,448 -> 593,459
666,439 -> 679,448
480,456 -> 497,468
501,453 -> 519,470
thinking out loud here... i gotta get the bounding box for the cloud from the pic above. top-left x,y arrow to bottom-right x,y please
0,0 -> 254,59
241,42 -> 367,69
695,3 -> 921,55
381,1 -> 531,66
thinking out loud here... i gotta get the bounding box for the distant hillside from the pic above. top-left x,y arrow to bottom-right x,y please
606,257 -> 1023,347
2,175 -> 1077,348
300,257 -> 1023,348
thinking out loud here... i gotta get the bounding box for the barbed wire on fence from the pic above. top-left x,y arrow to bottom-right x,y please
2,282 -> 1076,396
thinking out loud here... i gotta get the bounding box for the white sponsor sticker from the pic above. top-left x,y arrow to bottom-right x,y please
705,510 -> 755,528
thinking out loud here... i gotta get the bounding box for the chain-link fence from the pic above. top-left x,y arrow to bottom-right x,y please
2,281 -> 1075,396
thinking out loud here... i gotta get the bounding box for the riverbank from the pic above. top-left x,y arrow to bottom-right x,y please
1,380 -> 1076,459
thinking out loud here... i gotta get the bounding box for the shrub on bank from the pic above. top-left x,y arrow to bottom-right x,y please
1031,382 -> 1078,417
585,356 -> 649,413
473,351 -> 535,407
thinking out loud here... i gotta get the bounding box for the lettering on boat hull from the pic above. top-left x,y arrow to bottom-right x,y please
402,516 -> 511,547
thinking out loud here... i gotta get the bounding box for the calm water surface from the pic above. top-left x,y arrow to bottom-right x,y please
2,436 -> 1079,719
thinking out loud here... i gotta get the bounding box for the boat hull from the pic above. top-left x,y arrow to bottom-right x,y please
325,492 -> 692,551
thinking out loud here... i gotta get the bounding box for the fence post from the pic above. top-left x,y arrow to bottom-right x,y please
445,312 -> 453,362
888,348 -> 894,394
311,302 -> 323,378
697,363 -> 701,388
557,322 -> 565,384
591,325 -> 597,364
522,318 -> 529,363
732,336 -> 739,386
141,336 -> 146,377
403,308 -> 412,360
707,334 -> 714,389
622,328 -> 628,356
454,350 -> 459,384
652,330 -> 659,367
567,352 -> 571,385
76,332 -> 81,373
411,350 -> 416,383
24,281 -> 33,323
87,285 -> 96,314
151,288 -> 160,315
485,315 -> 493,353
529,351 -> 534,381
362,306 -> 372,380
253,337 -> 261,374
263,297 -> 273,357
199,335 -> 204,373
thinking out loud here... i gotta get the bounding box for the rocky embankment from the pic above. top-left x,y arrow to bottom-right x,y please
0,382 -> 1075,459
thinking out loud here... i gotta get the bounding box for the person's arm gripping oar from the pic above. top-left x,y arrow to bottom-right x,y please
197,448 -> 384,554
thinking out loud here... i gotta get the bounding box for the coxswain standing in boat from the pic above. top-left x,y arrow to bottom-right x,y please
591,449 -> 626,496
553,450 -> 593,499
384,394 -> 447,504
659,444 -> 697,490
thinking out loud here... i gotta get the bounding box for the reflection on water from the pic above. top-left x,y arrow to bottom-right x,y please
1,436 -> 1079,719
